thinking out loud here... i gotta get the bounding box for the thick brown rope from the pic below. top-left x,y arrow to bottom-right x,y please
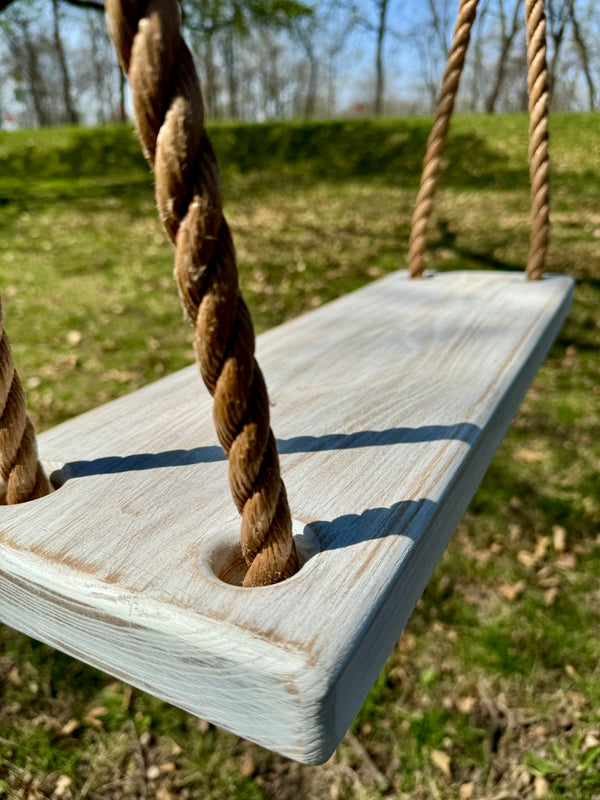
408,0 -> 480,278
105,0 -> 298,587
525,0 -> 550,280
0,297 -> 50,504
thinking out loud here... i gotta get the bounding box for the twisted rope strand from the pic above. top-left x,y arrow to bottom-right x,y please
408,0 -> 480,278
105,0 -> 298,586
525,0 -> 550,280
0,297 -> 50,504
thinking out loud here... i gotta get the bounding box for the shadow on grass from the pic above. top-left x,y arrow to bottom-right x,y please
209,119 -> 531,191
0,119 -> 532,197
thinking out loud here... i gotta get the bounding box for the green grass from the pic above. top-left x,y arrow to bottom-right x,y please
0,115 -> 599,799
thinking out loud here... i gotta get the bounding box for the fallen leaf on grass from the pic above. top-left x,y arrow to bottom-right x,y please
238,752 -> 256,777
518,550 -> 538,569
399,631 -> 417,652
8,666 -> 20,684
566,690 -> 587,709
102,369 -> 139,382
162,736 -> 182,758
66,330 -> 82,347
457,696 -> 476,714
84,706 -> 107,727
582,732 -> 600,753
552,526 -> 567,552
41,354 -> 78,377
515,448 -> 545,463
534,775 -> 549,798
146,766 -> 161,780
122,685 -> 132,709
430,749 -> 452,778
565,664 -> 580,681
534,537 -> 549,561
556,552 -> 577,569
498,579 -> 526,602
54,775 -> 72,798
60,719 -> 79,736
537,568 -> 560,588
544,587 -> 559,606
531,725 -> 548,737
459,782 -> 474,799
573,541 -> 595,554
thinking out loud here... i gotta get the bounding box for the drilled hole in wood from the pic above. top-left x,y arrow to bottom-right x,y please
200,521 -> 320,588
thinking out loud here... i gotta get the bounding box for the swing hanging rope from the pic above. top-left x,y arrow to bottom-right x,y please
0,0 -> 551,589
409,0 -> 550,281
104,0 -> 298,588
0,299 -> 50,503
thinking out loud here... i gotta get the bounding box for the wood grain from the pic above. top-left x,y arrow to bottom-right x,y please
0,270 -> 573,763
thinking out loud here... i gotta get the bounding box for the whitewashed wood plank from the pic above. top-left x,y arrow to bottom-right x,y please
0,270 -> 573,763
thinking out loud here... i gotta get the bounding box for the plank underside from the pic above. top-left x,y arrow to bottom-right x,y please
0,270 -> 573,763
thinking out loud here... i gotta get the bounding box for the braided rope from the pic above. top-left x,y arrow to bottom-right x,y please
105,0 -> 297,586
0,297 -> 50,504
525,0 -> 550,280
408,0 -> 480,278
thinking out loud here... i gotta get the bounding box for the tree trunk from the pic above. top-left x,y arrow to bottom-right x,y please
1,0 -> 104,12
569,2 -> 595,111
295,24 -> 318,118
22,28 -> 51,126
304,52 -> 318,117
52,0 -> 78,123
485,0 -> 523,113
204,34 -> 218,118
465,0 -> 490,111
546,0 -> 575,104
119,67 -> 126,121
374,0 -> 389,115
223,31 -> 238,119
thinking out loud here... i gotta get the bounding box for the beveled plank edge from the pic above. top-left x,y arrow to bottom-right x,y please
306,276 -> 574,764
0,544 -> 328,762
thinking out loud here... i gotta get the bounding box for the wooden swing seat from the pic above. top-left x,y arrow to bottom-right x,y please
0,269 -> 572,764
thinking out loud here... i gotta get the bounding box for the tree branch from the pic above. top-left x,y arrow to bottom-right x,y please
0,0 -> 104,13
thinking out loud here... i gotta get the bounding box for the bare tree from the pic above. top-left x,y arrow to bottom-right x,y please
292,14 -> 319,117
546,0 -> 574,104
485,0 -> 524,112
373,0 -> 390,113
464,0 -> 491,110
52,0 -> 78,122
569,0 -> 595,110
223,29 -> 239,118
322,1 -> 358,116
76,9 -> 121,123
408,0 -> 458,111
1,0 -> 103,13
2,5 -> 53,126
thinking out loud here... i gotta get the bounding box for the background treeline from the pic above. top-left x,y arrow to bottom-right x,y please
0,0 -> 598,128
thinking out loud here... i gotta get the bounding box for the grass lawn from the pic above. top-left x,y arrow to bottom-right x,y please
0,115 -> 599,799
